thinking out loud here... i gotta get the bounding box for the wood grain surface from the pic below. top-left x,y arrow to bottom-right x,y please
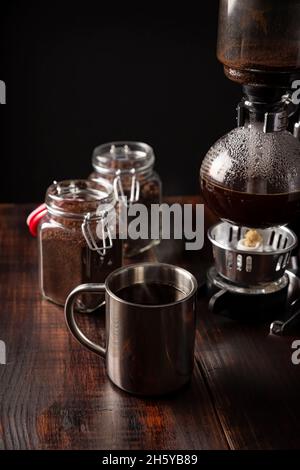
0,200 -> 300,450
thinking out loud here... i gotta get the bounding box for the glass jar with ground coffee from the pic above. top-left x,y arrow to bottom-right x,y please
38,179 -> 122,309
89,141 -> 162,257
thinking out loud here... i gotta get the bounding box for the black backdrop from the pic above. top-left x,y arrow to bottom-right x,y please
0,1 -> 241,203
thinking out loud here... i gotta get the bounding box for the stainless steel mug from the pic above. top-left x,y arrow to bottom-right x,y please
65,263 -> 198,396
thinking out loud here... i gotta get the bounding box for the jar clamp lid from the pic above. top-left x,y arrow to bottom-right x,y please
46,179 -> 116,256
92,141 -> 155,206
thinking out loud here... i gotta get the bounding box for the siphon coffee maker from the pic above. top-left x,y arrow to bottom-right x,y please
200,0 -> 300,334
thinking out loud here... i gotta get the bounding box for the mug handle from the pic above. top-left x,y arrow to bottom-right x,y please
65,283 -> 106,357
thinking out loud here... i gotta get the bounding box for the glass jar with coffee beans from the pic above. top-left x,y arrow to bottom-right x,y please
38,179 -> 122,309
89,141 -> 162,257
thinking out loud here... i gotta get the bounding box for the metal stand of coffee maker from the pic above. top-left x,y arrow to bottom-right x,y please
291,117 -> 300,275
205,221 -> 300,335
207,267 -> 300,335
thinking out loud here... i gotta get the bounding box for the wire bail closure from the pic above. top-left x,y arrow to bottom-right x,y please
81,211 -> 113,257
113,168 -> 140,207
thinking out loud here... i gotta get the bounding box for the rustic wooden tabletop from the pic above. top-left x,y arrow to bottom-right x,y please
1,198 -> 300,450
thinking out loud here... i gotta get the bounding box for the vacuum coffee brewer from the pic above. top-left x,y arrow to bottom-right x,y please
200,0 -> 300,334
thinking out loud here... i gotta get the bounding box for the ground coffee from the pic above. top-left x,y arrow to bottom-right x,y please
39,180 -> 122,309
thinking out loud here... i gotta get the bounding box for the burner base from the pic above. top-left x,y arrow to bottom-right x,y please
205,267 -> 300,334
207,266 -> 289,296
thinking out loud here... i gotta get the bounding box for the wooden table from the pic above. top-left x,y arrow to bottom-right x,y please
1,199 -> 300,450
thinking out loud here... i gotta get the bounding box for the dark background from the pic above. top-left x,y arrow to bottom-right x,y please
0,1 -> 241,203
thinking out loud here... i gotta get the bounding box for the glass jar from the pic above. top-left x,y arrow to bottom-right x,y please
38,179 -> 122,309
89,141 -> 162,257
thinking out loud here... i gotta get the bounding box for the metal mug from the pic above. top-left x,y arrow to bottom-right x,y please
64,263 -> 198,396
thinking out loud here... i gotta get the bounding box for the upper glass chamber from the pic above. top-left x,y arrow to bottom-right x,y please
217,0 -> 300,87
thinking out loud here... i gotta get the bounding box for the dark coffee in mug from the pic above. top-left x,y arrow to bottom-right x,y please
116,283 -> 185,305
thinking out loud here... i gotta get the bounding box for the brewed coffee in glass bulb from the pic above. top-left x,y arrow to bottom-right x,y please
200,124 -> 300,227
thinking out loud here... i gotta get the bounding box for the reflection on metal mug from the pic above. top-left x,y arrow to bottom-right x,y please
65,263 -> 198,396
